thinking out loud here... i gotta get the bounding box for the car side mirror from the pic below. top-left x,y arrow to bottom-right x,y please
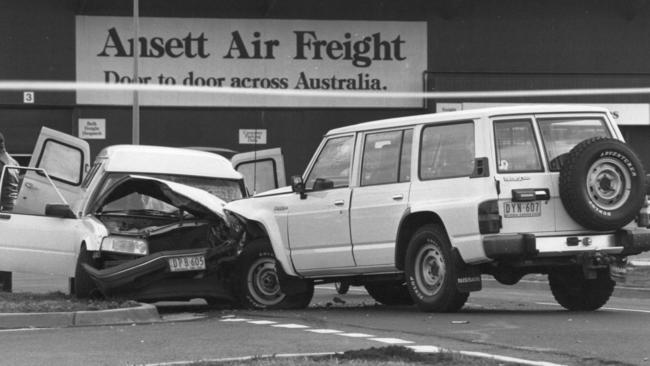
291,175 -> 307,199
312,178 -> 334,191
45,204 -> 76,219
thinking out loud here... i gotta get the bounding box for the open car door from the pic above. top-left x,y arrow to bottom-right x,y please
231,148 -> 286,195
17,127 -> 90,215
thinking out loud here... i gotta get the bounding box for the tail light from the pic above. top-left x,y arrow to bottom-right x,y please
479,199 -> 502,234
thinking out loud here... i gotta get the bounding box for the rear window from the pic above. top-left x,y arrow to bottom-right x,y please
538,117 -> 611,171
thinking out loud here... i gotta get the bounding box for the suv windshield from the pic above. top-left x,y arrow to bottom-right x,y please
538,117 -> 612,171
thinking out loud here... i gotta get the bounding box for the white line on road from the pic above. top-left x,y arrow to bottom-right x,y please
219,318 -> 251,322
315,285 -> 368,294
272,323 -> 310,329
370,338 -> 414,344
338,332 -> 374,338
306,329 -> 344,334
536,302 -> 650,314
247,320 -> 277,325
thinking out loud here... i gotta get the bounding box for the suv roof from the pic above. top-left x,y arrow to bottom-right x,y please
97,145 -> 242,179
327,105 -> 611,135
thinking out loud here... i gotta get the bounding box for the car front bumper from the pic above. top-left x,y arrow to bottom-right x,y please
82,247 -> 236,302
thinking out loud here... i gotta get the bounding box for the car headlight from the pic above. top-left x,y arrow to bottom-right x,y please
101,236 -> 149,256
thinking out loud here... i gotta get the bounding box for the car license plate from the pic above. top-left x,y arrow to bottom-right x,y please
503,201 -> 542,218
168,255 -> 206,272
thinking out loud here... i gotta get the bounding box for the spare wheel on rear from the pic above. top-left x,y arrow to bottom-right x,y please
559,137 -> 646,231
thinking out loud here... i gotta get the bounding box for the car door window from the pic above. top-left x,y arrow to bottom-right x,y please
420,122 -> 475,180
236,159 -> 278,194
361,129 -> 412,186
494,120 -> 543,173
37,139 -> 84,185
305,135 -> 354,190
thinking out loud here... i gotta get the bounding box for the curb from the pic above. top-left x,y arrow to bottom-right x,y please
0,303 -> 160,330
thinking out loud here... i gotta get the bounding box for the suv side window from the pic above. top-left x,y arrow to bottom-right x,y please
361,129 -> 413,186
420,122 -> 475,180
494,120 -> 543,173
305,135 -> 354,190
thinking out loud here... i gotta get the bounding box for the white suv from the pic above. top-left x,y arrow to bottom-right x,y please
224,105 -> 650,312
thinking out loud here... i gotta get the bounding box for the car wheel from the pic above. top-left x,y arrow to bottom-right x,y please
74,244 -> 99,299
236,238 -> 313,309
549,268 -> 614,311
364,281 -> 413,305
405,224 -> 468,312
560,137 -> 646,230
335,281 -> 350,295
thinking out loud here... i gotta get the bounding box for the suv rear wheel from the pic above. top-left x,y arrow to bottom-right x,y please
548,268 -> 614,311
236,238 -> 314,309
560,137 -> 646,230
405,224 -> 468,312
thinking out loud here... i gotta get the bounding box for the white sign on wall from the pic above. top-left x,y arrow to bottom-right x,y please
239,129 -> 267,144
76,16 -> 427,108
436,102 -> 650,125
78,118 -> 106,139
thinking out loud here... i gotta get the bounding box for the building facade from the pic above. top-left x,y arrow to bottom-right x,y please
2,0 -> 650,176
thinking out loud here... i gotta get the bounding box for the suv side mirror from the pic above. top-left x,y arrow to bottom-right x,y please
291,175 -> 307,199
45,204 -> 76,219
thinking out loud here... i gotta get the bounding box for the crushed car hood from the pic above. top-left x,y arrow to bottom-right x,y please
92,174 -> 226,219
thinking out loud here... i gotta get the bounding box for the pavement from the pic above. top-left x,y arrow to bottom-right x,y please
1,256 -> 649,331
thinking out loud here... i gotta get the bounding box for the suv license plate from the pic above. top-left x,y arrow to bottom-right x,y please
503,201 -> 542,218
168,255 -> 206,272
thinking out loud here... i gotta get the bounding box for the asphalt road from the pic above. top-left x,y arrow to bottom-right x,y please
3,275 -> 650,366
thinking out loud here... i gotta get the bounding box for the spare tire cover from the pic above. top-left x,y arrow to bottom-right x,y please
559,137 -> 646,231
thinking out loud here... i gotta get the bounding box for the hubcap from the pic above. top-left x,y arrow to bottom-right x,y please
586,157 -> 631,211
414,241 -> 446,296
248,258 -> 285,305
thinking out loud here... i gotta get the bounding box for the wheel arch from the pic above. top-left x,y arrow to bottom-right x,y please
239,217 -> 298,277
395,210 -> 447,271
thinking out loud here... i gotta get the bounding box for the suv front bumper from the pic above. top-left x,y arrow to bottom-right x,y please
483,228 -> 650,260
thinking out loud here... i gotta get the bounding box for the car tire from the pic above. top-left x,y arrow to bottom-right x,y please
236,238 -> 314,310
559,137 -> 646,230
335,281 -> 350,295
405,224 -> 468,312
74,244 -> 99,299
364,281 -> 414,305
548,268 -> 614,311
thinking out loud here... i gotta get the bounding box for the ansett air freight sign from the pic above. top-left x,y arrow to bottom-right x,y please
75,16 -> 427,107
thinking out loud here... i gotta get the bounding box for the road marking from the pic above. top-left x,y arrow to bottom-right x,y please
536,302 -> 650,314
247,320 -> 277,325
338,332 -> 374,338
315,285 -> 367,294
272,323 -> 310,329
370,338 -> 414,344
408,345 -> 441,353
306,329 -> 344,334
219,318 -> 251,322
459,350 -> 565,366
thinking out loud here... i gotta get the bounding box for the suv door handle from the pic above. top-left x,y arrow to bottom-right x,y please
512,188 -> 550,201
392,194 -> 404,201
334,200 -> 345,206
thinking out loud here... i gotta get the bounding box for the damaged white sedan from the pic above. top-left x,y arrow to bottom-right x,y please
0,127 -> 284,303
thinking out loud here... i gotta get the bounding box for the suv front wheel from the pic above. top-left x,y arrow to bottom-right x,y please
405,224 -> 468,312
235,238 -> 314,310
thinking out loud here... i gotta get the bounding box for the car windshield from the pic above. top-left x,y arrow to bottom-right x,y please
97,173 -> 245,207
538,117 -> 612,170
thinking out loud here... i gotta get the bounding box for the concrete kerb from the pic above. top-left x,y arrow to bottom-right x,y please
0,303 -> 161,330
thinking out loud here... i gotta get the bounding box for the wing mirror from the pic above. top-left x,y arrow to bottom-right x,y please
291,175 -> 307,199
45,204 -> 76,219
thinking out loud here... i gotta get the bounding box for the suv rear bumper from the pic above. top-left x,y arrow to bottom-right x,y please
483,228 -> 650,260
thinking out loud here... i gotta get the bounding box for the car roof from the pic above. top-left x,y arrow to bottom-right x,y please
326,105 -> 610,135
96,145 -> 242,180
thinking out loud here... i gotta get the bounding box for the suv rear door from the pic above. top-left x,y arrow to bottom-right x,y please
492,117 -> 556,233
18,127 -> 90,214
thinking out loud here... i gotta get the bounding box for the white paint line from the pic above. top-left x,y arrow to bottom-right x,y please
219,318 -> 251,322
315,285 -> 368,294
338,332 -> 374,338
247,320 -> 277,325
272,323 -> 310,329
536,302 -> 650,314
369,338 -> 414,345
407,345 -> 442,353
459,350 -> 566,366
0,328 -> 45,333
305,329 -> 344,334
143,352 -> 339,366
